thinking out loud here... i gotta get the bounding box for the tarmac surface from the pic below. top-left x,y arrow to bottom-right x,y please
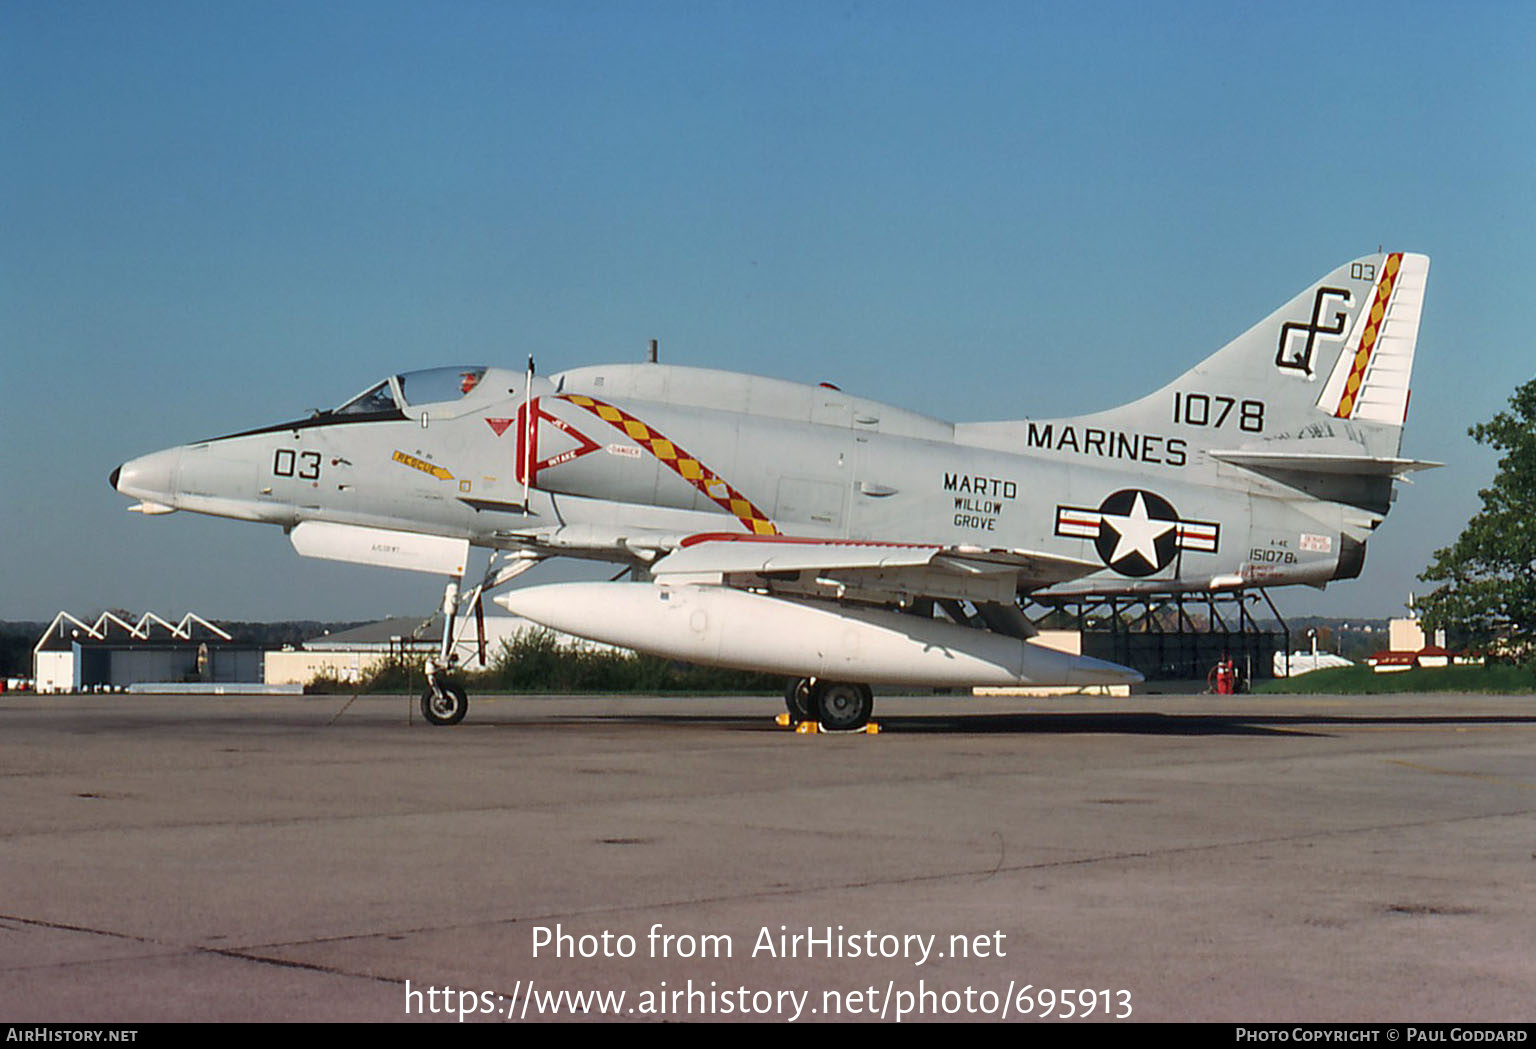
2,690 -> 1533,1023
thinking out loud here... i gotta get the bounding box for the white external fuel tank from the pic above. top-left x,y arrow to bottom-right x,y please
496,582 -> 1141,688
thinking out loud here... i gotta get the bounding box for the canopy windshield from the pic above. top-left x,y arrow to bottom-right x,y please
334,380 -> 400,416
397,367 -> 487,406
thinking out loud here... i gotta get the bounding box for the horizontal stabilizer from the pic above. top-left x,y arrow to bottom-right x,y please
1209,450 -> 1442,478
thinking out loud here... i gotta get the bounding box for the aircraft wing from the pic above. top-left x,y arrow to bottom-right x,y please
648,532 -> 1101,606
287,518 -> 1101,607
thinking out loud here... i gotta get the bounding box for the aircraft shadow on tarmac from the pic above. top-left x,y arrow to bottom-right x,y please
873,711 -> 1536,738
489,710 -> 1536,739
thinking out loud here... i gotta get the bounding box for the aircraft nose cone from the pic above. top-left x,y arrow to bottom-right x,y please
495,585 -> 576,630
113,446 -> 182,504
109,465 -> 121,491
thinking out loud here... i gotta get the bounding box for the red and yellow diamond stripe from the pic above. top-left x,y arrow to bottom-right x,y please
1334,252 -> 1403,419
560,394 -> 779,536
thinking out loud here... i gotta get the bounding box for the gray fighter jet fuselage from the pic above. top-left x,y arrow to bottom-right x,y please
112,252 -> 1435,728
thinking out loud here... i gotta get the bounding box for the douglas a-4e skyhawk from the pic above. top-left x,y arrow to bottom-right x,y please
113,251 -> 1433,729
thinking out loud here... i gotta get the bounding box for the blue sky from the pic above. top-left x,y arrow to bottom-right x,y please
3,1 -> 1533,622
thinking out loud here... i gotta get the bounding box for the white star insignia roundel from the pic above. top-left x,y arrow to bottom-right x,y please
1101,491 -> 1176,568
1054,489 -> 1221,577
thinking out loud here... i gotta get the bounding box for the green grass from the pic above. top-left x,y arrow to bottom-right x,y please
1256,662 -> 1536,694
306,629 -> 783,695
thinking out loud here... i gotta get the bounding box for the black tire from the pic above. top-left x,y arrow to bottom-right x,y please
812,681 -> 873,731
420,680 -> 469,726
784,678 -> 814,721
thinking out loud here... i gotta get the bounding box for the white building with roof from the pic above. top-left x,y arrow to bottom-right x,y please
33,611 -> 264,693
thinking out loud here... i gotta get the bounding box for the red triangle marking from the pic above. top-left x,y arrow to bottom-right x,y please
485,418 -> 514,437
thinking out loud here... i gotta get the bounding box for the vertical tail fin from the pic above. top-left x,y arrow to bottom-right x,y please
962,252 -> 1431,464
1137,250 -> 1431,458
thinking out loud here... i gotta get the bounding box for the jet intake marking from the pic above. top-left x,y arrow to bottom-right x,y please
558,394 -> 779,536
392,450 -> 453,481
515,399 -> 603,486
1055,489 -> 1219,577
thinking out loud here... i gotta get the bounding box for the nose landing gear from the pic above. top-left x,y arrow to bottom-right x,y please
420,657 -> 468,726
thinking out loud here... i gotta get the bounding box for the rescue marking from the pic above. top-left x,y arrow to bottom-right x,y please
393,450 -> 453,481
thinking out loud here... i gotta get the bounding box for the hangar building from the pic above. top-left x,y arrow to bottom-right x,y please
33,612 -> 264,694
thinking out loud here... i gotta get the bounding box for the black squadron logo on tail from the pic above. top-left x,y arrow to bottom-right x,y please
1275,287 -> 1351,378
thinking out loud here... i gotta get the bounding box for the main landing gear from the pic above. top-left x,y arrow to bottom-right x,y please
785,677 -> 875,731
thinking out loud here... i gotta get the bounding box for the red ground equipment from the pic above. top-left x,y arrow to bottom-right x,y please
1210,658 -> 1239,695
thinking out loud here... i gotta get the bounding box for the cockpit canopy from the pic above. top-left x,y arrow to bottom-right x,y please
334,367 -> 488,415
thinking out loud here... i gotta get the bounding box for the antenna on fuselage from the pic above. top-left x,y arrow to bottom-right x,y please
648,339 -> 659,363
522,355 -> 535,515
